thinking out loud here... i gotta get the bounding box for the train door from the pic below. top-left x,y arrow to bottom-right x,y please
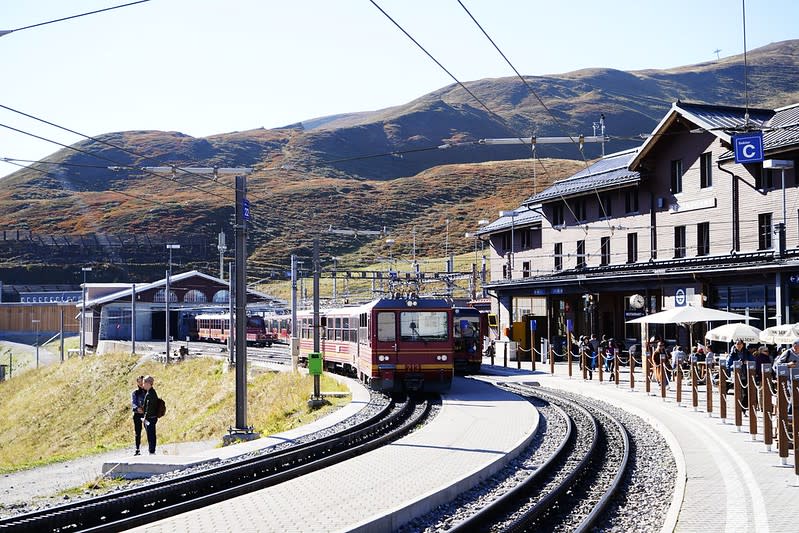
374,310 -> 398,390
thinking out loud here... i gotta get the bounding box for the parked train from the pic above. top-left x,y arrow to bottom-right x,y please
193,313 -> 275,347
297,296 -> 454,393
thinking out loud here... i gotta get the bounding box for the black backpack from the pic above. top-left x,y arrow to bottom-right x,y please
156,398 -> 166,418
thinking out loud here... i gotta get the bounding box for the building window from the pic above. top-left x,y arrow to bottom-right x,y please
554,242 -> 563,271
670,159 -> 683,194
521,228 -> 532,249
700,152 -> 713,188
501,231 -> 512,252
674,226 -> 686,258
184,289 -> 207,303
697,222 -> 710,256
576,240 -> 586,269
627,233 -> 638,263
522,261 -> 531,277
552,204 -> 564,226
625,188 -> 639,214
502,264 -> 509,279
600,236 -> 610,266
212,290 -> 230,303
599,192 -> 613,218
759,213 -> 772,250
154,289 -> 178,303
755,166 -> 775,190
573,198 -> 587,222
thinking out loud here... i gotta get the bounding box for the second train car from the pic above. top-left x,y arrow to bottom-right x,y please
298,296 -> 454,393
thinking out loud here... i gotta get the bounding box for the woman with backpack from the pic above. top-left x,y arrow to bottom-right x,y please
141,375 -> 160,455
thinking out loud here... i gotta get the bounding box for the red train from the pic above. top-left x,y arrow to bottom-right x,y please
262,311 -> 292,344
298,297 -> 454,393
194,313 -> 275,347
452,306 -> 486,374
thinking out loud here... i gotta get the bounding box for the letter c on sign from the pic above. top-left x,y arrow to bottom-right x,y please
742,143 -> 756,158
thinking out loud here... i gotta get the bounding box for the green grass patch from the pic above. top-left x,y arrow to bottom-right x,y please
0,353 -> 349,473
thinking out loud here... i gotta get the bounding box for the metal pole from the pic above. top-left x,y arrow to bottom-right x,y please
313,238 -> 321,400
59,305 -> 64,363
291,254 -> 298,372
33,320 -> 39,368
332,257 -> 337,303
228,261 -> 234,365
234,174 -> 248,430
165,268 -> 170,363
131,284 -> 136,356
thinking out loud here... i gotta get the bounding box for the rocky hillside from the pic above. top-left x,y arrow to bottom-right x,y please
1,40 -> 798,282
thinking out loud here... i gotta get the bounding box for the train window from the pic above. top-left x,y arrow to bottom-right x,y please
400,311 -> 449,341
376,312 -> 396,341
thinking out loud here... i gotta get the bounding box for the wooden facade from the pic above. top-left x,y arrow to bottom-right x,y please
0,304 -> 79,334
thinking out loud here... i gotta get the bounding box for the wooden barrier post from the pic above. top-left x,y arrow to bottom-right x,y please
719,363 -> 727,423
776,364 -> 789,465
629,351 -> 635,391
747,361 -> 757,441
530,328 -> 536,371
660,357 -> 667,400
598,348 -> 604,383
503,341 -> 508,367
706,357 -> 714,416
733,361 -> 743,431
691,355 -> 699,411
550,345 -> 555,375
644,349 -> 651,395
517,342 -> 521,370
762,364 -> 774,452
675,354 -> 683,405
614,351 -> 620,387
567,332 -> 573,378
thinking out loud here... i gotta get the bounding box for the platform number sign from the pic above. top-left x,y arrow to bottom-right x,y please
675,288 -> 687,307
242,198 -> 251,221
733,132 -> 764,164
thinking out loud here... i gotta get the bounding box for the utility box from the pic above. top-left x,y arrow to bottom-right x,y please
308,352 -> 323,376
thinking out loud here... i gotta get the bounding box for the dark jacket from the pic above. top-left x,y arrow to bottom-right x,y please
131,387 -> 145,415
142,388 -> 160,419
726,347 -> 754,374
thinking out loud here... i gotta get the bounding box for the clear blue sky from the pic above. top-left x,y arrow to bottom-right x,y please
1,0 -> 797,179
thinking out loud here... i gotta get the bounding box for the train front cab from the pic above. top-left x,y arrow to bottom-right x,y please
452,307 -> 485,374
369,299 -> 454,393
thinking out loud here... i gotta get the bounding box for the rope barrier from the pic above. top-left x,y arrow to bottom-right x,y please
781,420 -> 794,443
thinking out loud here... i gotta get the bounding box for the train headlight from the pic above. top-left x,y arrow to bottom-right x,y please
440,355 -> 447,361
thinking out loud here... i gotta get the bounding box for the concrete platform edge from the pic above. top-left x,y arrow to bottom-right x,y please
345,379 -> 542,533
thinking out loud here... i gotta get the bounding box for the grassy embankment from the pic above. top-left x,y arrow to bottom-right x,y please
0,351 -> 348,474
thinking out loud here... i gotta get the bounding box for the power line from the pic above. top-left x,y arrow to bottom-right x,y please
1,0 -> 151,36
0,121 -> 230,201
2,158 -> 175,208
0,103 -> 236,193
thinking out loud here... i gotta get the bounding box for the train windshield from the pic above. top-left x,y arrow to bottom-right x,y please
247,316 -> 265,328
399,311 -> 448,341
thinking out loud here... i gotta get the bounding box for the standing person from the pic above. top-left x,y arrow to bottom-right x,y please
726,339 -> 754,407
131,376 -> 146,455
141,375 -> 160,455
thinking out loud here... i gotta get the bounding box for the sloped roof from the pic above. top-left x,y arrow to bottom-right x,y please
631,101 -> 775,169
475,208 -> 541,236
522,148 -> 641,205
82,270 -> 281,307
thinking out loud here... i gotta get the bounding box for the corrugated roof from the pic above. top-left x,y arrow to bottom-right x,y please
522,149 -> 641,205
676,102 -> 773,139
475,208 -> 541,236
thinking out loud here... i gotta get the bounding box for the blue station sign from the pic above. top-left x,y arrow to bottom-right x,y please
733,132 -> 764,164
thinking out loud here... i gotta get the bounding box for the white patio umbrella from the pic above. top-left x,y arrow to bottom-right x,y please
626,304 -> 754,348
759,323 -> 799,345
626,305 -> 754,325
704,323 -> 762,344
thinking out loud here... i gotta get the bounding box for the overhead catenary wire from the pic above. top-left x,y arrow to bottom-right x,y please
1,0 -> 151,36
0,121 -> 230,201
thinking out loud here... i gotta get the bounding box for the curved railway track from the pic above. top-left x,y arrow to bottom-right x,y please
449,383 -> 630,533
0,395 -> 433,533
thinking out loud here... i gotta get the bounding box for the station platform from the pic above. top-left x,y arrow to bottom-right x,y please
127,377 -> 539,533
481,358 -> 798,533
103,376 -> 370,479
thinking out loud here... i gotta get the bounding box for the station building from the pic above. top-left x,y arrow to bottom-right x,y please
478,101 -> 799,351
79,270 -> 281,349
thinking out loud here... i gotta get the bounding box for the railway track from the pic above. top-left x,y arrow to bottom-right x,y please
448,383 -> 630,533
0,395 -> 433,533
